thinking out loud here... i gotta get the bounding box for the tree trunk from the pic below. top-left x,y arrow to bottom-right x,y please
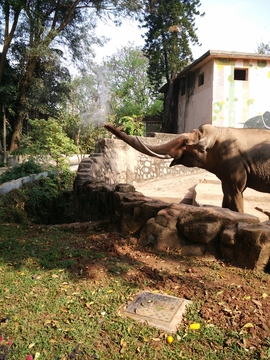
0,3 -> 21,84
9,57 -> 37,152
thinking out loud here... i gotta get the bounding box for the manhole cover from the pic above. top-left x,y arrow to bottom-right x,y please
118,291 -> 191,333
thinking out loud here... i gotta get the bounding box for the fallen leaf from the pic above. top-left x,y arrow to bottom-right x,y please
189,323 -> 200,330
85,302 -> 93,309
252,299 -> 262,308
120,338 -> 127,347
28,342 -> 35,349
262,293 -> 268,299
127,325 -> 133,334
242,322 -> 253,329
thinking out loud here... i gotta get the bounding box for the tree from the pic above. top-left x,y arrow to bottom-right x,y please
0,0 -> 24,84
16,118 -> 78,169
0,0 -> 143,152
142,0 -> 204,132
58,62 -> 110,154
257,42 -> 270,54
105,44 -> 163,119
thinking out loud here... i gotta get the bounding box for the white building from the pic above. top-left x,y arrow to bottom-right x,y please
174,50 -> 270,132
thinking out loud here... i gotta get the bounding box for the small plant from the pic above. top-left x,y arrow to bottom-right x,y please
0,158 -> 44,184
115,115 -> 145,136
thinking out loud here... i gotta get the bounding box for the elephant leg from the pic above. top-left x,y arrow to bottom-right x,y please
221,182 -> 244,213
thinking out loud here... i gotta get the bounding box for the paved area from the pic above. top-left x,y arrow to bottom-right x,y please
136,170 -> 270,222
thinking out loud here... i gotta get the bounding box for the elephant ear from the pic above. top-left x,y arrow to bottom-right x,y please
185,136 -> 209,153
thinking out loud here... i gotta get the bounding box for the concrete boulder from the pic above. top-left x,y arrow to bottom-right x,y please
139,203 -> 270,271
220,222 -> 270,271
114,185 -> 168,235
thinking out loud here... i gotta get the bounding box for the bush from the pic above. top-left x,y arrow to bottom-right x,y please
0,169 -> 76,224
0,159 -> 44,184
113,115 -> 145,136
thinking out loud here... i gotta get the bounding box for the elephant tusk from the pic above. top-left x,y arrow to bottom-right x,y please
136,137 -> 171,159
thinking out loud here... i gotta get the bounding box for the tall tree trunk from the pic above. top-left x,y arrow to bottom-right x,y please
9,57 -> 37,152
0,2 -> 21,84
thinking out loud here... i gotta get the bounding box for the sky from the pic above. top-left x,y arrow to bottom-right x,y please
94,0 -> 270,62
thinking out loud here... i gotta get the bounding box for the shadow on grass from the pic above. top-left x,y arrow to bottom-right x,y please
0,221 -> 140,276
0,220 -> 209,290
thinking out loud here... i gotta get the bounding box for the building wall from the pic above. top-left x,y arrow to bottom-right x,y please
212,58 -> 270,127
178,61 -> 213,132
177,54 -> 270,132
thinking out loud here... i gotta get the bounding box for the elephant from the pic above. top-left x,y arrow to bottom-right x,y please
104,123 -> 270,213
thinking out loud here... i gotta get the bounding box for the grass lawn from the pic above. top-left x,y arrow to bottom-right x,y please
0,222 -> 269,359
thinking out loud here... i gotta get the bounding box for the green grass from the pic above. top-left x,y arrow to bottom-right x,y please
0,224 -> 269,359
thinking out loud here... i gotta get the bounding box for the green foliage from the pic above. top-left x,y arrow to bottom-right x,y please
0,169 -> 75,224
104,44 -> 162,119
142,0 -> 204,89
114,115 -> 146,136
15,118 -> 78,168
58,111 -> 107,155
257,41 -> 270,54
76,125 -> 107,154
0,1 -> 144,151
0,158 -> 44,184
26,58 -> 72,120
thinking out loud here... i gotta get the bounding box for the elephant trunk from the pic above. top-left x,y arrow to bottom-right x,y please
104,124 -> 173,159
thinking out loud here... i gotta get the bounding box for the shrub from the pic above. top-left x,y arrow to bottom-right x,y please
0,169 -> 76,224
113,115 -> 145,136
0,159 -> 44,184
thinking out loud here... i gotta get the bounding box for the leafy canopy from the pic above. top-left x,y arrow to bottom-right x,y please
142,0 -> 204,89
16,118 -> 78,168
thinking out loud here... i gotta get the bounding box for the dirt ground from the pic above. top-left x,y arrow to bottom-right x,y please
71,220 -> 270,356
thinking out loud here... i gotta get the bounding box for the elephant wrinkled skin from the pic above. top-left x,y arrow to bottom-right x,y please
104,123 -> 270,213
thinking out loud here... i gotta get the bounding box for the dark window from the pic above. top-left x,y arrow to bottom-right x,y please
234,69 -> 248,81
198,73 -> 204,86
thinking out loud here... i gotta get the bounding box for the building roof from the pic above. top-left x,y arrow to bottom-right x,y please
178,49 -> 270,77
159,50 -> 270,93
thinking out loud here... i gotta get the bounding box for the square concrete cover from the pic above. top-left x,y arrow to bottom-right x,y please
118,291 -> 191,333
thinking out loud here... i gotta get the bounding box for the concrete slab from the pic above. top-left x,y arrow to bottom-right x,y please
118,291 -> 191,333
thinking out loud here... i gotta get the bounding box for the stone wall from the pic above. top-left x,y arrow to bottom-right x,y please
72,182 -> 270,272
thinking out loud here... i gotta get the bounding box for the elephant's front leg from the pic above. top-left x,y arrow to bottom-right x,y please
221,182 -> 244,213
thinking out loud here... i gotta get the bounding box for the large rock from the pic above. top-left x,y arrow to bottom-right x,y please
140,205 -> 187,251
114,185 -> 169,234
176,204 -> 259,245
220,222 -> 270,271
139,203 -> 270,270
